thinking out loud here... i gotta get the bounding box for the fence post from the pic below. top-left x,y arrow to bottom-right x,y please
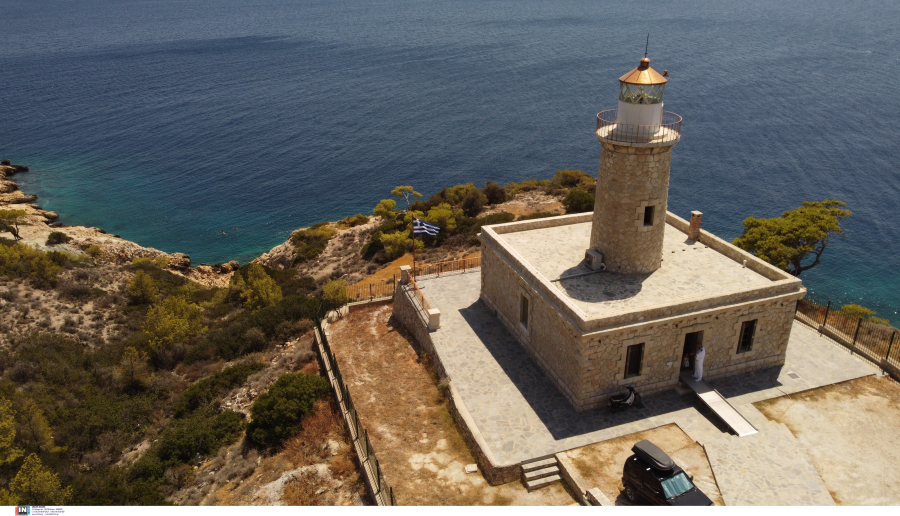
886,332 -> 896,362
374,458 -> 381,493
851,318 -> 862,355
821,301 -> 832,330
369,282 -> 373,300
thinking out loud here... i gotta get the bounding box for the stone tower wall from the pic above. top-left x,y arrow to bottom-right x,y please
590,142 -> 675,273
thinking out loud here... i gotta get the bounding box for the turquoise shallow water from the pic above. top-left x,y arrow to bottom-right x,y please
1,0 -> 899,319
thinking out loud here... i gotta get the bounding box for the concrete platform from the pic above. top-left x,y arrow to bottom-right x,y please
417,271 -> 878,504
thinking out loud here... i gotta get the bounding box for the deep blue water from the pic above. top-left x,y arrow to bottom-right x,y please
2,0 -> 899,319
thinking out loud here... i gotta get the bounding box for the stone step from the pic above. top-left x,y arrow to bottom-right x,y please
523,465 -> 560,482
521,457 -> 557,473
524,474 -> 562,492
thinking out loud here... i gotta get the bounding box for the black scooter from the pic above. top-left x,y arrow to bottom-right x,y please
608,386 -> 641,412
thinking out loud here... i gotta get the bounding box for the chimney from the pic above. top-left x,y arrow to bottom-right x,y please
688,211 -> 703,241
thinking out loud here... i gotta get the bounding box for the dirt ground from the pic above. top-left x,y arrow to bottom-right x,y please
327,304 -> 577,505
755,375 -> 900,505
559,423 -> 724,506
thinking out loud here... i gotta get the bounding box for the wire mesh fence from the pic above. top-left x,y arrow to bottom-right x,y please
313,314 -> 396,505
797,298 -> 899,375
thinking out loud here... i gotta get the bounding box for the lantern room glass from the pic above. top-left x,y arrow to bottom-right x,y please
619,83 -> 665,105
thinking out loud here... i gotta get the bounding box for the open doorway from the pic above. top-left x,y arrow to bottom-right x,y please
681,331 -> 704,372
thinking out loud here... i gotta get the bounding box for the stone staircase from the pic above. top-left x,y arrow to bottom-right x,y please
521,456 -> 562,492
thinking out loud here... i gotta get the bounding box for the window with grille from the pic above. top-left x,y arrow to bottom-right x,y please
738,320 -> 757,353
625,343 -> 644,378
520,295 -> 529,328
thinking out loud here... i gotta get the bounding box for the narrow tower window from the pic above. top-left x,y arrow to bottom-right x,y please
519,295 -> 529,328
624,343 -> 645,378
643,205 -> 655,226
738,320 -> 757,353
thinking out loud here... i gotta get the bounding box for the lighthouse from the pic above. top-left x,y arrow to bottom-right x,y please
589,56 -> 682,274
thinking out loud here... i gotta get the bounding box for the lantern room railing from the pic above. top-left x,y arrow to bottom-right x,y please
596,109 -> 682,144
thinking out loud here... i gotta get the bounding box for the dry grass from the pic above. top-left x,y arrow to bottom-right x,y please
327,304 -> 576,505
560,423 -> 724,506
754,375 -> 900,505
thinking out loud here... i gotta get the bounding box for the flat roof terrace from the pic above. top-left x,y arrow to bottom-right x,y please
480,212 -> 804,332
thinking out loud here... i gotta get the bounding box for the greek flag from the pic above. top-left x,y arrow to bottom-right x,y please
413,218 -> 440,236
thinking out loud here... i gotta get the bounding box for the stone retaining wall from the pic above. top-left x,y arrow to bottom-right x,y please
392,284 -> 519,485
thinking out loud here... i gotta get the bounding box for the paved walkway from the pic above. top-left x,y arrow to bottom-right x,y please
417,272 -> 877,505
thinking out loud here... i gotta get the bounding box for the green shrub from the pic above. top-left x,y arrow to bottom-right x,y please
562,189 -> 595,213
247,373 -> 330,449
323,279 -> 349,310
126,270 -> 160,305
229,263 -> 283,310
84,245 -> 103,258
0,243 -> 62,287
189,295 -> 320,362
339,213 -> 370,228
174,363 -> 266,418
143,296 -> 206,361
482,181 -> 507,204
131,256 -> 170,269
46,232 -> 72,246
290,223 -> 337,263
461,189 -> 488,217
456,212 -> 515,236
132,408 -> 244,480
372,199 -> 397,219
552,169 -> 595,190
840,303 -> 889,325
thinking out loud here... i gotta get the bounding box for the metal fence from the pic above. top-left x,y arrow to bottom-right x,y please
346,276 -> 397,303
797,298 -> 899,377
412,256 -> 481,279
314,315 -> 396,506
406,276 -> 432,314
596,109 -> 682,144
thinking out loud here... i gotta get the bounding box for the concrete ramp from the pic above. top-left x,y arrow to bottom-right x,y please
681,373 -> 758,437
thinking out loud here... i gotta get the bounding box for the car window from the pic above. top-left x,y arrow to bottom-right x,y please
660,472 -> 694,499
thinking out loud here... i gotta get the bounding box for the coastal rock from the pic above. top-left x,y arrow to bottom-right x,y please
168,252 -> 191,270
0,179 -> 17,193
1,192 -> 37,204
253,239 -> 297,271
212,260 -> 240,274
196,265 -> 213,275
38,210 -> 59,221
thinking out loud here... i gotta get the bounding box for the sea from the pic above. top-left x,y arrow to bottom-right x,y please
1,0 -> 899,319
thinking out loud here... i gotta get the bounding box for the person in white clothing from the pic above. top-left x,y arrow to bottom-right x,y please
692,343 -> 706,381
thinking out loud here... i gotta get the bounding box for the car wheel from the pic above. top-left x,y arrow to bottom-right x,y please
624,483 -> 638,503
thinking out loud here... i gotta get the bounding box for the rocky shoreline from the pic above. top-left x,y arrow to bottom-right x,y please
0,160 -> 238,287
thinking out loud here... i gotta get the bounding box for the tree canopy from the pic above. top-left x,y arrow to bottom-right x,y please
733,200 -> 852,276
0,209 -> 26,240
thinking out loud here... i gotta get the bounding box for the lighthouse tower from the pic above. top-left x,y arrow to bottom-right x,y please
589,56 -> 682,274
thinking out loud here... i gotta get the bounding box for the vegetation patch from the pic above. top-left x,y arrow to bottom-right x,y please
290,223 -> 337,264
246,372 -> 331,450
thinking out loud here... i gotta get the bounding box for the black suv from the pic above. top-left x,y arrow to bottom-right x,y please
622,440 -> 713,506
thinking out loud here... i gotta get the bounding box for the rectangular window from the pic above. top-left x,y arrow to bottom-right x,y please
643,205 -> 655,226
519,295 -> 529,328
738,320 -> 757,353
624,343 -> 644,378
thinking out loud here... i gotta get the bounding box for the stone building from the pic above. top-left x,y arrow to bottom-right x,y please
478,56 -> 806,411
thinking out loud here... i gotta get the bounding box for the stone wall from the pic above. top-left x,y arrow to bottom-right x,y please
576,291 -> 802,409
480,236 -> 804,411
590,142 -> 675,274
480,246 -> 587,408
